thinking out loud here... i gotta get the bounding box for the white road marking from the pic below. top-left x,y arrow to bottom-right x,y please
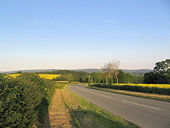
76,86 -> 95,94
122,100 -> 161,111
97,94 -> 114,99
76,86 -> 160,111
77,86 -> 114,99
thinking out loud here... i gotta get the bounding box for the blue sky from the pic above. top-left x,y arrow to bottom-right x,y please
0,0 -> 170,71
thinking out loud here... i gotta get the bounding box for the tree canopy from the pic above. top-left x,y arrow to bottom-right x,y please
144,59 -> 170,84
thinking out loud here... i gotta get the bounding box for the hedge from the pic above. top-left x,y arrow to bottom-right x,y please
91,84 -> 170,95
0,73 -> 55,128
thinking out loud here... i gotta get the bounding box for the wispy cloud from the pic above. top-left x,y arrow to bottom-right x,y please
103,19 -> 118,24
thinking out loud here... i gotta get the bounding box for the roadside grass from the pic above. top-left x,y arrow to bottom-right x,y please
63,88 -> 139,128
48,82 -> 75,109
88,86 -> 170,102
41,82 -> 76,128
54,81 -> 79,89
54,82 -> 72,89
35,82 -> 75,127
46,82 -> 139,128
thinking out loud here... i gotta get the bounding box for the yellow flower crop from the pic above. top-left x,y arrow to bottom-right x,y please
8,74 -> 60,80
113,83 -> 170,89
8,74 -> 21,78
38,74 -> 60,80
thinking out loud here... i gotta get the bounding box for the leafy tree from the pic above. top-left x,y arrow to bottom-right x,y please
154,59 -> 170,73
101,60 -> 120,84
144,59 -> 170,84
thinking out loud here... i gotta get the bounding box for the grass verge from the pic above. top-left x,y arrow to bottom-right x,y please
54,81 -> 80,89
62,87 -> 139,128
88,86 -> 170,102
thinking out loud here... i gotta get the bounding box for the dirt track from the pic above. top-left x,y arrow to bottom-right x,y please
48,89 -> 72,128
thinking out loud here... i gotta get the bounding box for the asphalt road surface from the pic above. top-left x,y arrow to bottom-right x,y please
69,85 -> 170,128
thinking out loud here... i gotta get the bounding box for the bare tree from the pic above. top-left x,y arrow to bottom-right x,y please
101,60 -> 120,84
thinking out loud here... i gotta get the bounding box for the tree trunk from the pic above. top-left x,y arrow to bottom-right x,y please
116,76 -> 118,84
105,77 -> 108,84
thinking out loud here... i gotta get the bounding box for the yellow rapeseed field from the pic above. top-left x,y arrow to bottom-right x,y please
38,74 -> 60,80
113,83 -> 170,89
8,74 -> 60,80
8,74 -> 21,78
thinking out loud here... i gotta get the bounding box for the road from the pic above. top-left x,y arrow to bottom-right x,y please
69,85 -> 170,128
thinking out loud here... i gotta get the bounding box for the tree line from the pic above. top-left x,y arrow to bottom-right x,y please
41,59 -> 170,84
13,59 -> 169,85
38,60 -> 143,84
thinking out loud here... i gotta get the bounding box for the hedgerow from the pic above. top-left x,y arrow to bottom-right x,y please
0,73 -> 55,128
91,84 -> 170,95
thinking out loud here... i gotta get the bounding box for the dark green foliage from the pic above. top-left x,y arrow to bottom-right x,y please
51,70 -> 89,82
91,84 -> 170,95
0,73 -> 55,128
89,70 -> 143,84
54,75 -> 67,81
144,59 -> 170,84
17,73 -> 55,103
117,71 -> 143,84
154,59 -> 170,73
144,72 -> 169,84
45,70 -> 143,84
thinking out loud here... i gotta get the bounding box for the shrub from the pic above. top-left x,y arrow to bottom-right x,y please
0,73 -> 55,128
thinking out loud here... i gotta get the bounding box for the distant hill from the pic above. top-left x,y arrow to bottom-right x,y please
73,69 -> 99,73
1,68 -> 152,75
121,69 -> 152,76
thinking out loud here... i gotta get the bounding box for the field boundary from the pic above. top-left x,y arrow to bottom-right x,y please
87,86 -> 170,102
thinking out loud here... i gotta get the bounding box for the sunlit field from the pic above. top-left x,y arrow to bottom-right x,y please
113,83 -> 170,89
8,74 -> 21,78
91,83 -> 170,95
8,74 -> 60,80
38,74 -> 60,80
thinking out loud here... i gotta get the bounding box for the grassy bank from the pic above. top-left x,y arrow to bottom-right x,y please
63,87 -> 139,128
46,83 -> 139,128
88,86 -> 170,102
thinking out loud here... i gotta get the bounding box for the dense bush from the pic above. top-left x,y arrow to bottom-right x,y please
17,73 -> 55,103
91,84 -> 170,95
0,73 -> 55,128
144,72 -> 170,84
144,59 -> 170,84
